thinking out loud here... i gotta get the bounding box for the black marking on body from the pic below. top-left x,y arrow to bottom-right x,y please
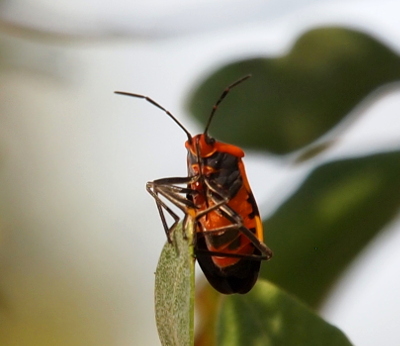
187,151 -> 243,199
205,228 -> 239,249
246,193 -> 259,219
227,236 -> 242,251
195,236 -> 262,294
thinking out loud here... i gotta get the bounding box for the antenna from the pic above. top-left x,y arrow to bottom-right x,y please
203,74 -> 251,136
115,91 -> 192,141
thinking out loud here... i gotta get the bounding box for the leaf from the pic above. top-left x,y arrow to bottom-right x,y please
262,150 -> 400,307
187,27 -> 400,154
217,280 -> 353,346
154,222 -> 195,346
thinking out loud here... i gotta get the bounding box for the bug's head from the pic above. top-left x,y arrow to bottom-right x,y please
185,134 -> 216,158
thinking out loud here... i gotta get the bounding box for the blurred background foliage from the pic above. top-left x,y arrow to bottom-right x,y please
190,27 -> 400,345
1,1 -> 400,345
217,281 -> 352,346
188,27 -> 400,154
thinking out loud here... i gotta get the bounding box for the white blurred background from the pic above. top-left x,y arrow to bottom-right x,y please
1,0 -> 400,345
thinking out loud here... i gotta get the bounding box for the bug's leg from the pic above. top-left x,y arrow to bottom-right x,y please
195,180 -> 273,260
146,175 -> 198,242
193,219 -> 272,261
146,184 -> 180,242
191,183 -> 231,219
218,203 -> 272,260
194,222 -> 271,261
194,218 -> 272,260
193,177 -> 240,218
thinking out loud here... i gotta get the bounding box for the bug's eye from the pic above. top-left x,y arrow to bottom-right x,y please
205,136 -> 215,145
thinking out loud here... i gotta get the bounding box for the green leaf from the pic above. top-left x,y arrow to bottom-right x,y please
187,27 -> 400,154
217,280 -> 352,346
154,222 -> 195,346
262,150 -> 400,307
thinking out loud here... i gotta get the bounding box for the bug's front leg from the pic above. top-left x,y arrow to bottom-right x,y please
146,175 -> 198,242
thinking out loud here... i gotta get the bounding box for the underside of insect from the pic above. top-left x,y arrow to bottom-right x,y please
115,75 -> 273,294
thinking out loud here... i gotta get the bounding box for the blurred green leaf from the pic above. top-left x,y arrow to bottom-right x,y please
261,150 -> 400,307
218,279 -> 352,346
187,27 -> 400,154
155,222 -> 195,346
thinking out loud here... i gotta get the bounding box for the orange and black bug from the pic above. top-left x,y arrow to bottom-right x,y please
115,75 -> 272,294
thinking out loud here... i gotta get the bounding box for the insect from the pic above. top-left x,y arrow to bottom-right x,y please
115,75 -> 272,294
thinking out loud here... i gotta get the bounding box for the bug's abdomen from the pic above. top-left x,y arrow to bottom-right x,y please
200,185 -> 259,268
